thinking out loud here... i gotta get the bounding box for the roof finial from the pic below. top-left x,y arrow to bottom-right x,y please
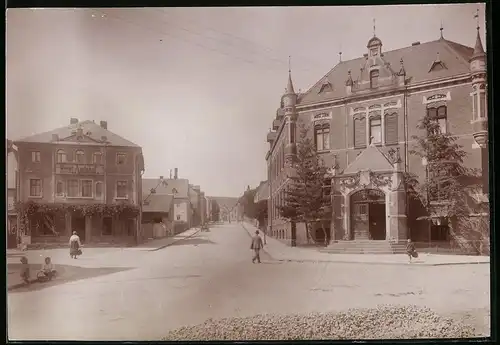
440,20 -> 444,39
373,18 -> 376,37
288,55 -> 291,74
339,51 -> 342,63
474,8 -> 480,31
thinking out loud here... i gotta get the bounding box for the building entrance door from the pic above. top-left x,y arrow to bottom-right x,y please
73,216 -> 86,242
369,203 -> 386,240
351,189 -> 385,240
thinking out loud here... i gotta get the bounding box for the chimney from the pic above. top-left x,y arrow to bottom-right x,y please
412,41 -> 420,46
51,134 -> 59,142
70,118 -> 79,125
170,170 -> 172,179
100,121 -> 108,130
174,168 -> 178,179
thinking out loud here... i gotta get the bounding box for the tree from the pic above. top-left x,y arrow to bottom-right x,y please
277,123 -> 331,244
255,199 -> 268,228
405,112 -> 487,253
240,188 -> 257,219
211,200 -> 220,222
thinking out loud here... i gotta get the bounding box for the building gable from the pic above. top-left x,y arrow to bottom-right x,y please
343,144 -> 394,174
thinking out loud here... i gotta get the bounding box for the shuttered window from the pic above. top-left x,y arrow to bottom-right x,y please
385,113 -> 398,144
354,116 -> 366,148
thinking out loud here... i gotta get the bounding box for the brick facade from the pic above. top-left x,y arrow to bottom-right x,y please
266,31 -> 488,248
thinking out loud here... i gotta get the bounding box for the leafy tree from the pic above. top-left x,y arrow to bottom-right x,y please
277,123 -> 331,244
211,200 -> 220,222
255,199 -> 268,228
405,112 -> 487,253
240,188 -> 257,219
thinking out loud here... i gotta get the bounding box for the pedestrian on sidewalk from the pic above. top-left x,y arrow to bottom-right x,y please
406,239 -> 417,263
250,230 -> 264,264
20,256 -> 30,285
69,231 -> 82,259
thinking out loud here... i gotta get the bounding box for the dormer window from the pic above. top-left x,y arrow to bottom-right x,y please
319,80 -> 333,94
370,70 -> 379,88
371,48 -> 378,56
75,150 -> 85,164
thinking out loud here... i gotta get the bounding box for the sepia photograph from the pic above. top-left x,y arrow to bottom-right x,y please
6,3 -> 490,341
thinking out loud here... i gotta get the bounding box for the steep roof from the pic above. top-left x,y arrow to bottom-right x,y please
343,144 -> 394,174
142,194 -> 173,213
142,178 -> 189,199
299,38 -> 474,105
15,120 -> 140,147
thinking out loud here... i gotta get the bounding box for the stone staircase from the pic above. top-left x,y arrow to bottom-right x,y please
321,240 -> 407,254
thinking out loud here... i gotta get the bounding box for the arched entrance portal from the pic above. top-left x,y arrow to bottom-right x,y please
350,189 -> 386,240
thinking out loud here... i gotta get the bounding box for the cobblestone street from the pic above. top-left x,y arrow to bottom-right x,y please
7,223 -> 490,340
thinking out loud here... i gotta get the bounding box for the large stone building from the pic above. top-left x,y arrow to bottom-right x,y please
14,119 -> 145,247
266,25 -> 488,249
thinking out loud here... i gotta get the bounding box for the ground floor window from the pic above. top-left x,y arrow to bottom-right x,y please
102,217 -> 113,235
30,214 -> 56,236
430,224 -> 449,241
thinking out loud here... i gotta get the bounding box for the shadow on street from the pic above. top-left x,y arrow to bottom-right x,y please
168,238 -> 216,247
8,264 -> 133,293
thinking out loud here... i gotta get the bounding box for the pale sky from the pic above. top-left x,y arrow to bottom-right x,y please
6,4 -> 486,197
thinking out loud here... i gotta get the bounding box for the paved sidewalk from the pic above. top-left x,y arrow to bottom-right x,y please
135,227 -> 201,251
241,222 -> 490,266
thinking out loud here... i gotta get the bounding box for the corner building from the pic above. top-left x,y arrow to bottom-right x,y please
266,27 -> 488,248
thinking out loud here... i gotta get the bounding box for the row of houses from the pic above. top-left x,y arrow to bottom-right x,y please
262,23 -> 488,250
6,119 -> 211,249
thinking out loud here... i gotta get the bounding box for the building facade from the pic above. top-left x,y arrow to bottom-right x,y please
7,140 -> 19,248
266,27 -> 488,248
14,119 -> 145,247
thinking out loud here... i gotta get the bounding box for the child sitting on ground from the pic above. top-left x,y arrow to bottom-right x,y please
20,256 -> 30,284
37,257 -> 57,282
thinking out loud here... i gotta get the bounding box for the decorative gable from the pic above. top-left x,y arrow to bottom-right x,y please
60,134 -> 100,143
344,144 -> 394,174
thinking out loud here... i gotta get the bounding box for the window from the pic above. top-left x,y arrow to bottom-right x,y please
369,117 -> 382,144
31,151 -> 41,163
116,180 -> 127,198
314,123 -> 330,151
81,180 -> 93,197
117,153 -> 126,165
322,179 -> 331,200
355,203 -> 368,215
370,70 -> 379,88
56,150 -> 67,163
75,150 -> 85,163
93,152 -> 102,164
427,106 -> 447,135
385,113 -> 398,144
177,215 -> 181,220
95,182 -> 103,198
67,179 -> 79,197
354,116 -> 367,148
29,179 -> 42,197
56,181 -> 64,196
102,217 -> 113,236
31,214 -> 56,236
172,188 -> 178,194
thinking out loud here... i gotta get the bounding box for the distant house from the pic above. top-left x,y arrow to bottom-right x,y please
141,194 -> 174,239
142,168 -> 191,234
7,140 -> 19,249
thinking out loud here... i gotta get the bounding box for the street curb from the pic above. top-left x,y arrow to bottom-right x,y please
240,223 -> 489,267
148,228 -> 202,252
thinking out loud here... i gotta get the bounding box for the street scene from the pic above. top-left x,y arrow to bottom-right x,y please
6,4 -> 490,341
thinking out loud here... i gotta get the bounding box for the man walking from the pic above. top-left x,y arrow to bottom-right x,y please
250,230 -> 264,264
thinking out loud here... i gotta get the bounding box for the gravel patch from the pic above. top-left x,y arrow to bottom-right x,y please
163,305 -> 478,340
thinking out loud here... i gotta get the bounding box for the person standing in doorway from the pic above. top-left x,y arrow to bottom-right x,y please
69,231 -> 82,259
250,230 -> 264,264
